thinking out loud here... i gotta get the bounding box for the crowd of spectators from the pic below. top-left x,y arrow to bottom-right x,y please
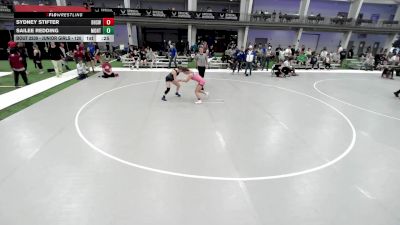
213,41 -> 397,78
6,36 -> 399,88
6,40 -> 120,87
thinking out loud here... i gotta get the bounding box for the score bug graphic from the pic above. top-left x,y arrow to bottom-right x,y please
103,18 -> 114,26
102,18 -> 114,35
14,12 -> 115,42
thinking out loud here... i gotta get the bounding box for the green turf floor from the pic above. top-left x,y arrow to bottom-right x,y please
0,71 -> 96,121
0,60 -> 78,95
0,59 -> 122,95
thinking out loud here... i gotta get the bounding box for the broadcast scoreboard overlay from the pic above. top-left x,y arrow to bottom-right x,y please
14,12 -> 114,42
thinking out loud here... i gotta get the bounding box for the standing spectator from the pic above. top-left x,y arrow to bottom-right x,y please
284,45 -> 292,58
272,10 -> 277,20
195,47 -> 208,79
275,44 -> 282,58
48,42 -> 64,77
291,45 -> 296,56
300,45 -> 306,54
17,42 -> 28,74
338,45 -> 343,54
9,48 -> 28,87
233,47 -> 245,74
93,42 -> 101,64
88,42 -> 96,67
339,48 -> 347,64
84,47 -> 95,72
265,46 -> 273,71
59,43 -> 71,71
348,47 -> 354,59
278,48 -> 285,62
73,44 -> 84,63
32,45 -> 44,74
389,54 -> 400,65
8,39 -> 17,50
168,43 -> 177,68
245,45 -> 256,76
260,43 -> 268,71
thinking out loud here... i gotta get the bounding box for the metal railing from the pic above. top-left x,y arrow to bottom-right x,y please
248,13 -> 400,29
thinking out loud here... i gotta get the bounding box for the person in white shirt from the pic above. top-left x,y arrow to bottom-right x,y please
320,47 -> 328,61
324,54 -> 332,69
245,45 -> 255,76
338,45 -> 343,54
77,60 -> 88,80
59,43 -> 70,71
305,48 -> 313,57
284,46 -> 292,58
389,54 -> 400,65
363,53 -> 374,70
282,59 -> 297,76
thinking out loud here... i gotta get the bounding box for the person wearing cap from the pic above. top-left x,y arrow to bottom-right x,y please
245,45 -> 256,76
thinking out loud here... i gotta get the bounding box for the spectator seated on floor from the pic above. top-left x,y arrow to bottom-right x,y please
282,58 -> 297,76
101,59 -> 118,78
77,60 -> 89,80
272,62 -> 283,77
382,66 -> 394,79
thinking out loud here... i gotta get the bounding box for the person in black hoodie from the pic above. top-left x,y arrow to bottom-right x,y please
17,42 -> 28,73
310,54 -> 319,69
48,42 -> 64,77
348,47 -> 354,59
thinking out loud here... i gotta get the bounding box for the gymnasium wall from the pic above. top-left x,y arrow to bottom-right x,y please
247,29 -> 297,48
252,0 -> 300,14
308,0 -> 350,17
359,3 -> 397,21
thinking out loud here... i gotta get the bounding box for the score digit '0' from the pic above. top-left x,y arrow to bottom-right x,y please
102,18 -> 115,26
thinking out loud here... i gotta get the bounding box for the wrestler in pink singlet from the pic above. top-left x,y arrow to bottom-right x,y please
191,73 -> 206,86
